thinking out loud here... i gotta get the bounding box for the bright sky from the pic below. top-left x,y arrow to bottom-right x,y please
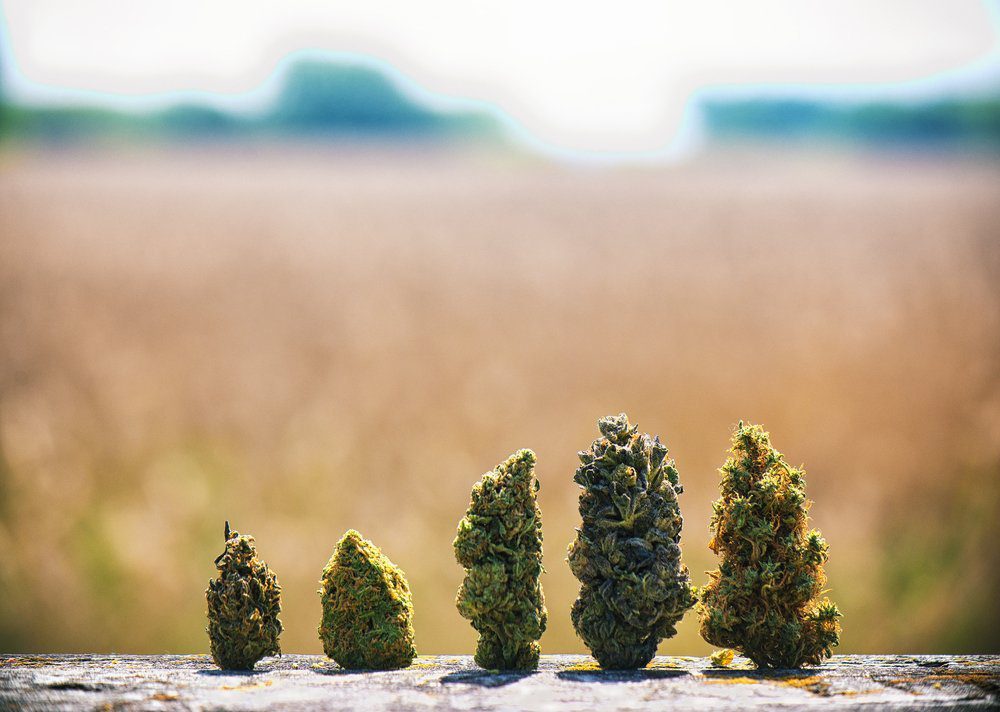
2,0 -> 998,154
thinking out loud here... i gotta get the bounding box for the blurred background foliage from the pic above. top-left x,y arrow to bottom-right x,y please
3,59 -> 1000,150
0,61 -> 502,145
1,54 -> 999,658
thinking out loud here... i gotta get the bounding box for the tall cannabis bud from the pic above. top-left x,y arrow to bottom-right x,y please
318,529 -> 416,670
699,421 -> 842,668
568,414 -> 696,669
454,449 -> 547,670
206,521 -> 282,670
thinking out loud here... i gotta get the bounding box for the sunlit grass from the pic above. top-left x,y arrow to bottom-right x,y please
0,147 -> 997,655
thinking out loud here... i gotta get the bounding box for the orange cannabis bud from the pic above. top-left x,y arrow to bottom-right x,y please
699,422 -> 841,668
206,521 -> 282,670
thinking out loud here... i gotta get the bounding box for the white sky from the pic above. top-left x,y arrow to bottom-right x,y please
2,0 -> 998,154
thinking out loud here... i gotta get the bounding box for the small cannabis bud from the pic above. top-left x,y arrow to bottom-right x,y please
568,414 -> 696,669
710,648 -> 736,667
206,521 -> 282,670
318,529 -> 416,670
699,421 -> 842,668
454,449 -> 547,670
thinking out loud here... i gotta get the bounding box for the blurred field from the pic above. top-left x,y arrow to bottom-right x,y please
0,146 -> 998,656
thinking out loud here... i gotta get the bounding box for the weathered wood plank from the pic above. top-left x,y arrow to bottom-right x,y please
1,654 -> 997,711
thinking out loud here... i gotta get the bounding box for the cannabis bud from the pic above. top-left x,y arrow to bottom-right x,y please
318,529 -> 416,670
454,449 -> 547,670
568,414 -> 696,669
698,421 -> 842,668
205,521 -> 283,670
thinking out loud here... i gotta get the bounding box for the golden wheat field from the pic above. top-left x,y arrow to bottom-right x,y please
0,146 -> 998,656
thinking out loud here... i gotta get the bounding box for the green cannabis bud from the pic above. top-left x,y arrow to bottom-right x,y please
567,414 -> 696,669
205,521 -> 283,670
318,529 -> 416,670
699,421 -> 842,668
454,449 -> 547,670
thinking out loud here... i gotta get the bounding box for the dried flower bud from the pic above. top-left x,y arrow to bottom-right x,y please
710,648 -> 736,667
698,421 -> 842,668
567,414 -> 696,669
205,521 -> 282,670
318,529 -> 416,670
454,449 -> 547,670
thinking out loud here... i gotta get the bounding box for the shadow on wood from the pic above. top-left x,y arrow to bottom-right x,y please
440,669 -> 535,687
557,668 -> 689,683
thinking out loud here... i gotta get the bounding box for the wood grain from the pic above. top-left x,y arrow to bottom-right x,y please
2,654 -> 997,710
